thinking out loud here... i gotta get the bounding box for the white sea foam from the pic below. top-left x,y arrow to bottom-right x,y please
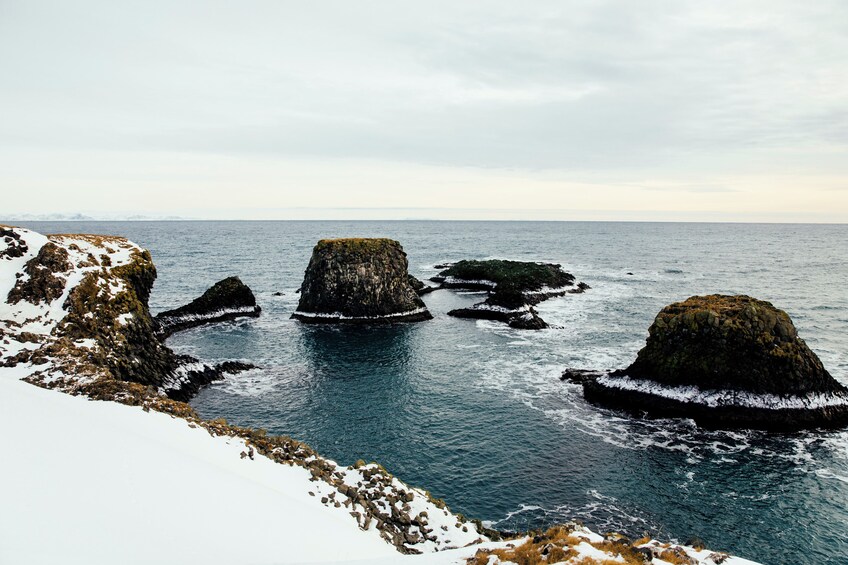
158,306 -> 259,328
292,306 -> 429,320
595,375 -> 848,410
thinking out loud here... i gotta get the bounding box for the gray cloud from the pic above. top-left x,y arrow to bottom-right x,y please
1,0 -> 847,217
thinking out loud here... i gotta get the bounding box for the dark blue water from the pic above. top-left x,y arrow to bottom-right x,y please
20,221 -> 848,565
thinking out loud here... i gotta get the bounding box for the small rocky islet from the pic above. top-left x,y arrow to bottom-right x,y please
429,259 -> 590,329
570,294 -> 848,430
155,276 -> 261,338
291,238 -> 432,324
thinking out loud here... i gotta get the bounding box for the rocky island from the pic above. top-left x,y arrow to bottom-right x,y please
579,294 -> 848,430
292,238 -> 432,324
430,259 -> 588,329
155,276 -> 261,338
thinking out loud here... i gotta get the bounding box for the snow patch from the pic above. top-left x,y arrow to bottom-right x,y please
596,375 -> 848,410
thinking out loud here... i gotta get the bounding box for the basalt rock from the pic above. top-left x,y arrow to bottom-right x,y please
292,238 -> 432,324
0,227 -> 255,402
582,295 -> 848,430
407,274 -> 437,296
7,242 -> 71,304
430,259 -> 584,330
155,276 -> 261,338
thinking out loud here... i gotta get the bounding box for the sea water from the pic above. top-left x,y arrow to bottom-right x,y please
21,221 -> 848,564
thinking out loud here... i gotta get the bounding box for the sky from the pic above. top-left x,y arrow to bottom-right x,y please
1,0 -> 847,222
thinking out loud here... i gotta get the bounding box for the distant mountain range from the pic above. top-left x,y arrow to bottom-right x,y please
1,213 -> 189,221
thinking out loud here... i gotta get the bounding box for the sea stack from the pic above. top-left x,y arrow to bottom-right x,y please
292,238 -> 432,324
582,294 -> 848,430
155,276 -> 261,338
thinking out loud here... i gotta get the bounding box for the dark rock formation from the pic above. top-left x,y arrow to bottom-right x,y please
292,238 -> 432,324
430,260 -> 585,329
155,276 -> 261,338
407,274 -> 437,295
0,227 -> 29,259
1,228 -> 258,402
582,295 -> 848,430
7,242 -> 71,304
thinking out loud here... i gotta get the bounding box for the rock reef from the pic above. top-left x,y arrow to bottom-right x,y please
430,260 -> 588,329
292,238 -> 432,324
155,276 -> 261,338
581,294 -> 848,430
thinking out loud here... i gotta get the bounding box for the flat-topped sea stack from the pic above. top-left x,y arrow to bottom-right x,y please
431,259 -> 588,329
155,276 -> 261,338
582,294 -> 848,430
292,238 -> 432,324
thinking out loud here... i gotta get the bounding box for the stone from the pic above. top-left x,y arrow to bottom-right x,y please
430,259 -> 583,330
292,238 -> 432,324
582,295 -> 848,430
155,276 -> 261,338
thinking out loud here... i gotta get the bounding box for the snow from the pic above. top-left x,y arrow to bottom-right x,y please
1,227 -> 145,354
465,303 -> 530,314
157,306 -> 259,328
596,374 -> 848,410
439,276 -> 497,288
0,371 -> 396,565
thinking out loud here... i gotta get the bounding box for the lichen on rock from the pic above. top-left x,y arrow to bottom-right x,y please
582,294 -> 848,430
292,238 -> 432,323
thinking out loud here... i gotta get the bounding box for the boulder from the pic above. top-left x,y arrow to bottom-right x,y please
430,259 -> 584,329
155,276 -> 261,338
292,238 -> 432,324
582,295 -> 848,430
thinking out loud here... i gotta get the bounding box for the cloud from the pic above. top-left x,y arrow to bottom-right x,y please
0,0 -> 846,219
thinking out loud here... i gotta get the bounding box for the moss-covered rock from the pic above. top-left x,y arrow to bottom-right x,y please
627,295 -> 838,394
582,295 -> 848,430
432,259 -> 575,293
155,276 -> 261,338
430,259 -> 584,330
292,238 -> 432,324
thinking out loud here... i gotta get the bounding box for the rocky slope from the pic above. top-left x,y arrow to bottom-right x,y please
580,295 -> 848,430
430,260 -> 588,329
292,238 -> 432,323
0,226 -> 247,400
155,276 -> 261,338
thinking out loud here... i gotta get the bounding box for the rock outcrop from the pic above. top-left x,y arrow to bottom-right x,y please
292,238 -> 432,324
581,295 -> 848,430
430,260 -> 588,329
0,227 -> 252,401
155,276 -> 261,338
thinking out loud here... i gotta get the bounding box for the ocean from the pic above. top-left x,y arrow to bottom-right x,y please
19,220 -> 848,564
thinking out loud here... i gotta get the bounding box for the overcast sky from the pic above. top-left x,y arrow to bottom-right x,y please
2,0 -> 847,221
